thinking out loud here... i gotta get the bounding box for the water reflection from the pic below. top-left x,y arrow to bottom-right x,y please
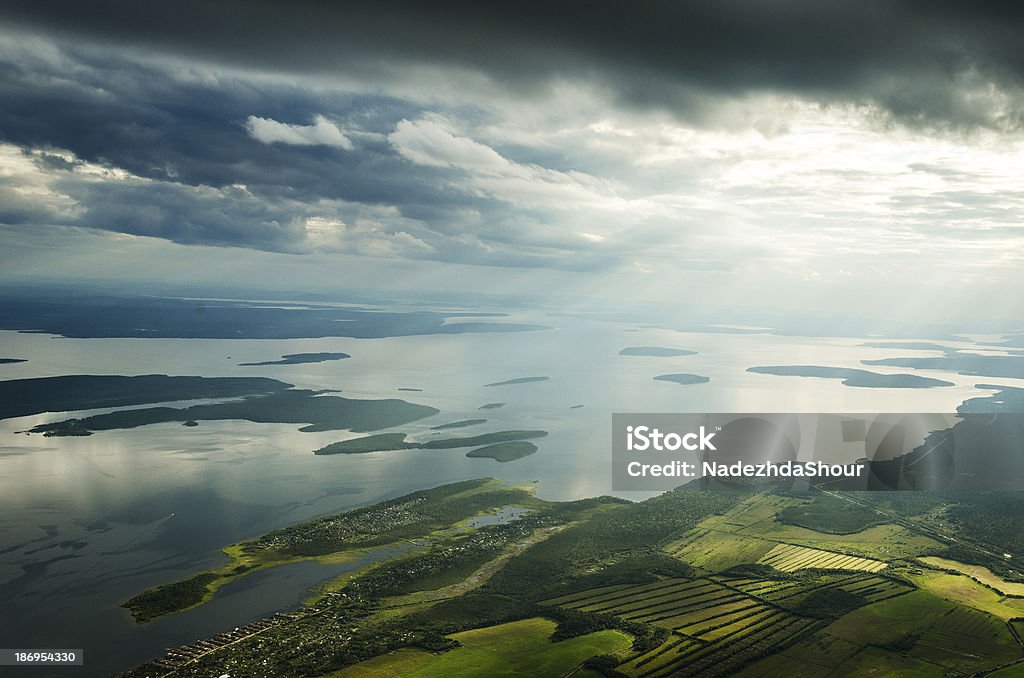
0,315 -> 1008,676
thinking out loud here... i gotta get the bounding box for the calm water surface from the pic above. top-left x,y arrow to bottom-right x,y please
0,313 -> 1014,676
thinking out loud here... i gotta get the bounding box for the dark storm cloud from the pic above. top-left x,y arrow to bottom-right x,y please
0,37 -> 640,269
2,1 -> 1023,281
0,44 -> 541,261
0,48 -> 431,203
2,1 -> 1023,128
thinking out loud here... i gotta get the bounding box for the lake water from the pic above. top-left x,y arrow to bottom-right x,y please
0,311 -> 1018,676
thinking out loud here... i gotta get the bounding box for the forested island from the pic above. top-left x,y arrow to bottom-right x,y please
17,377 -> 438,435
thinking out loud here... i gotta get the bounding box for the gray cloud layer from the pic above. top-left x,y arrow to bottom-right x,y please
3,1 -> 1023,129
1,1 -> 1024,300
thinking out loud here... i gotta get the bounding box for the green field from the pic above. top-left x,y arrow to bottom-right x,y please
826,589 -> 1022,672
337,618 -> 630,678
919,556 -> 1024,595
908,570 -> 1024,620
666,530 -> 776,571
545,575 -> 861,677
739,585 -> 1022,677
330,649 -> 435,677
776,493 -> 885,534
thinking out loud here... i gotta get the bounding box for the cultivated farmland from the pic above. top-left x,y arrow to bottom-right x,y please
545,576 -> 820,677
757,543 -> 887,573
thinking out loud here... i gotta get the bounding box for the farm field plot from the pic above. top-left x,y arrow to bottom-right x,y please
540,583 -> 634,607
619,613 -> 821,678
547,580 -> 721,614
735,519 -> 941,560
666,491 -> 939,569
908,570 -> 1024,620
712,577 -> 802,598
824,646 -> 948,677
739,592 -> 1022,677
732,631 -> 863,677
910,606 -> 1024,673
708,571 -> 913,617
832,575 -> 913,603
688,493 -> 795,532
716,494 -> 800,529
664,530 -> 776,571
335,617 -> 631,678
546,576 -> 834,678
919,556 -> 1024,596
544,577 -> 754,628
825,589 -> 1022,674
757,543 -> 887,573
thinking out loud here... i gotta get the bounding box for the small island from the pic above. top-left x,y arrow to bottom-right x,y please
747,365 -> 953,388
314,430 -> 547,455
653,373 -> 710,385
479,402 -> 505,410
238,352 -> 350,366
484,376 -> 549,387
620,347 -> 697,357
0,357 -> 26,364
466,441 -> 538,463
430,419 -> 487,430
313,433 -> 413,454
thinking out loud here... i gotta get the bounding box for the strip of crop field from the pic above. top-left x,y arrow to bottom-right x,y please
623,597 -> 748,626
640,615 -> 819,678
696,608 -> 783,641
664,528 -> 710,552
632,634 -> 704,668
628,637 -> 707,675
587,586 -> 733,617
618,592 -> 747,623
651,600 -> 764,629
757,543 -> 886,572
548,572 -> 874,677
760,573 -> 866,602
548,578 -> 703,608
836,576 -> 911,602
543,578 -> 694,607
837,577 -> 890,594
668,617 -> 820,678
676,604 -> 775,637
540,583 -> 632,606
574,581 -> 720,614
711,576 -> 797,593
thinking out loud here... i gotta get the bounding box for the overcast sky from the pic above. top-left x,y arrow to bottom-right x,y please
1,1 -> 1023,322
